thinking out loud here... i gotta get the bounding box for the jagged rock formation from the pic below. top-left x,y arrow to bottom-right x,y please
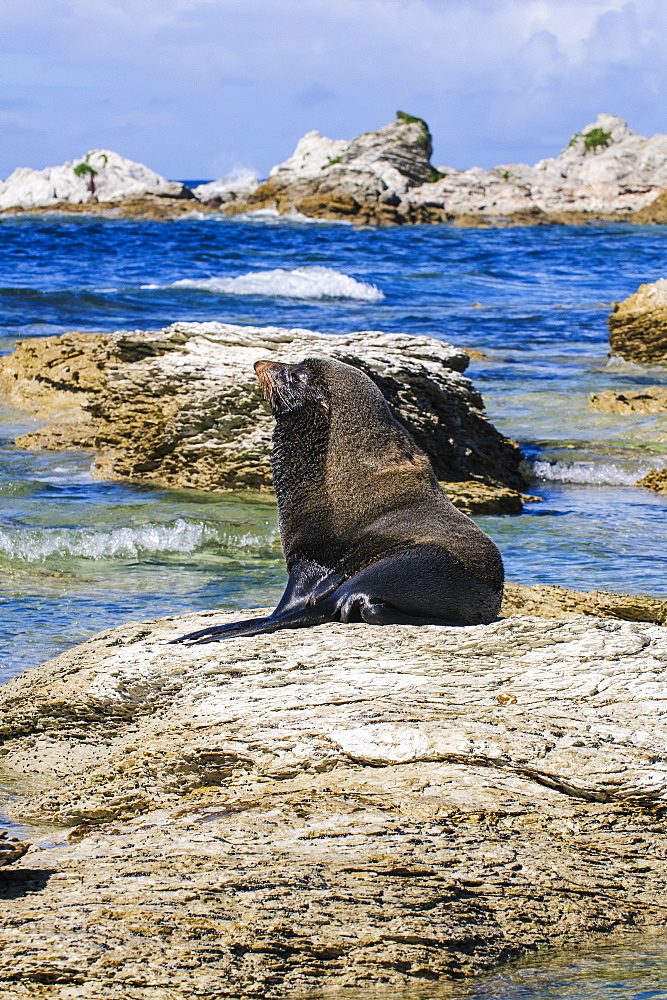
590,387 -> 667,414
0,322 -> 525,492
2,113 -> 666,225
226,112 -> 440,224
0,149 -> 192,210
1,611 -> 667,994
608,279 -> 667,363
413,113 -> 667,220
223,113 -> 667,225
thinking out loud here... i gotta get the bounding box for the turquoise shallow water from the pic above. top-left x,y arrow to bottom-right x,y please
299,937 -> 667,999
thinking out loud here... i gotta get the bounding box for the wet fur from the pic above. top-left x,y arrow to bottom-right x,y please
172,357 -> 504,644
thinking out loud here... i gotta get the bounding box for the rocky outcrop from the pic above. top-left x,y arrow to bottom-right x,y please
222,113 -> 667,225
412,114 -> 667,220
633,190 -> 667,224
226,112 -> 441,224
590,387 -> 667,414
637,469 -> 667,494
1,610 -> 667,995
0,322 -> 525,491
608,279 -> 667,363
3,113 -> 667,225
0,149 -> 192,210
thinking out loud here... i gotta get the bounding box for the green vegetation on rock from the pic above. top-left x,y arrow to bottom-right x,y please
73,162 -> 98,179
396,110 -> 432,147
567,127 -> 612,153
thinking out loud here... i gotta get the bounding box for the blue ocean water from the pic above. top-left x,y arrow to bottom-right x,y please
1,213 -> 667,995
1,214 -> 666,685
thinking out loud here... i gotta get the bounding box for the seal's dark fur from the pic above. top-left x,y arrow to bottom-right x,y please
172,357 -> 504,644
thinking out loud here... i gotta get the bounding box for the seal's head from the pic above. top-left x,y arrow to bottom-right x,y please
254,359 -> 329,417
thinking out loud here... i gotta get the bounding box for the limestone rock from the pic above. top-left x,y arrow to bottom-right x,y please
411,114 -> 667,219
633,190 -> 667,224
192,169 -> 259,206
0,149 -> 191,210
443,479 -> 539,515
227,112 -> 442,224
590,387 -> 667,414
608,279 -> 667,363
637,469 -> 667,494
0,322 -> 525,491
502,582 -> 667,625
1,612 -> 667,992
0,830 -> 30,866
219,112 -> 667,225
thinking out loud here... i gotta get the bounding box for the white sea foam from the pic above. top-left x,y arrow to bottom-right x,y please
0,519 -> 280,563
160,265 -> 384,301
531,459 -> 664,486
228,207 -> 351,225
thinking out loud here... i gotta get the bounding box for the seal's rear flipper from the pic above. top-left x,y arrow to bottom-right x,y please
169,605 -> 337,644
169,615 -> 274,644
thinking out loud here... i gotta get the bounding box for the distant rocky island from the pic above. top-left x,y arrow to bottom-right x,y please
1,112 -> 666,225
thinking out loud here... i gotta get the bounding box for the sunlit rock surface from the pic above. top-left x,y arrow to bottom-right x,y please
192,169 -> 259,206
1,611 -> 667,995
608,279 -> 667,364
223,113 -> 667,225
590,387 -> 667,414
0,149 -> 190,210
227,112 -> 438,224
0,321 -> 525,492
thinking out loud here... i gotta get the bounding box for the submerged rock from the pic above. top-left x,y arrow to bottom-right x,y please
608,279 -> 667,363
1,611 -> 667,992
0,149 -> 191,210
0,322 -> 525,491
590,387 -> 667,414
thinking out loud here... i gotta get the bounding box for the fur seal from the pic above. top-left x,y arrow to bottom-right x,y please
173,356 -> 504,644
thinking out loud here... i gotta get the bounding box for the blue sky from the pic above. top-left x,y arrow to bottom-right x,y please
1,0 -> 665,181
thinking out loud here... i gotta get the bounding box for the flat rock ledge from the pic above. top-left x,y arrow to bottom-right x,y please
0,321 -> 525,493
1,606 -> 667,996
590,387 -> 667,415
609,279 -> 667,364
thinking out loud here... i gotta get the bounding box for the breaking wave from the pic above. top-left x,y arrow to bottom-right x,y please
531,460 -> 665,486
0,519 -> 280,564
159,265 -> 384,301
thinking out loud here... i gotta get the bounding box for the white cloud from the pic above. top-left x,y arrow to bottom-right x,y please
0,0 -> 665,177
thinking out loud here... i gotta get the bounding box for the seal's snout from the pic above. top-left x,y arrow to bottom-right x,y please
254,359 -> 278,378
